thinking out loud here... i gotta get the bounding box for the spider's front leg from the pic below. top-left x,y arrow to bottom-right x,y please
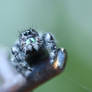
43,33 -> 58,64
11,40 -> 23,61
11,40 -> 27,72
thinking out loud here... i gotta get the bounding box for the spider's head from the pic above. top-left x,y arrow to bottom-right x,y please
19,29 -> 48,66
19,29 -> 43,54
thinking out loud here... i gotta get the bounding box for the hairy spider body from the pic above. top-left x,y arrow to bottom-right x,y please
11,28 -> 57,76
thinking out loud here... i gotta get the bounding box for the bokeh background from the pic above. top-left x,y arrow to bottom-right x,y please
0,0 -> 92,92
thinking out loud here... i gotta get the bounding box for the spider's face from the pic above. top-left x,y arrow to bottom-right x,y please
19,29 -> 43,54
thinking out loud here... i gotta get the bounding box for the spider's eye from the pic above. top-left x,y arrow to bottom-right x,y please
30,38 -> 36,43
26,38 -> 36,45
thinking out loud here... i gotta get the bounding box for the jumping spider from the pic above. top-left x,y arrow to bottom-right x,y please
11,28 -> 57,76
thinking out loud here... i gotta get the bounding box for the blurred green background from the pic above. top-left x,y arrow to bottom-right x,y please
0,0 -> 92,92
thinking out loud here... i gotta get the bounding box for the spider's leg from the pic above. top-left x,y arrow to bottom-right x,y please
42,33 -> 57,64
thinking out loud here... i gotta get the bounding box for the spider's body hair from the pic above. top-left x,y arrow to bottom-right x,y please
11,29 -> 57,76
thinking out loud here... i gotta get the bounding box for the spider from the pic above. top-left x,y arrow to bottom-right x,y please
11,28 -> 58,76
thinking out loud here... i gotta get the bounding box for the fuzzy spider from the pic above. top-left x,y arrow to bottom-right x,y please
11,28 -> 58,77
